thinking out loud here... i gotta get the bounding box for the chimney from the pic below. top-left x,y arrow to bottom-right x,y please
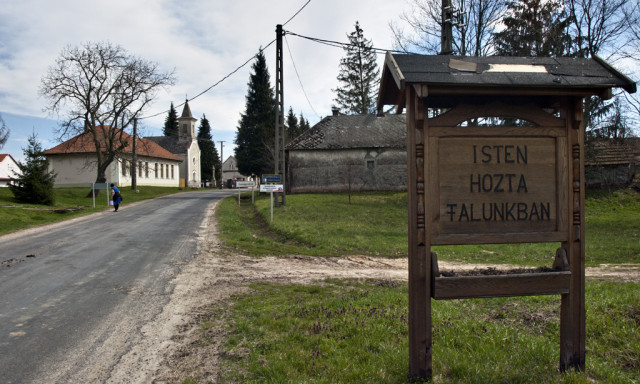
331,107 -> 339,116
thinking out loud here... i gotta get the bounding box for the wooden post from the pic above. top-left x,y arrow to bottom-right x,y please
131,118 -> 137,190
407,86 -> 432,379
560,97 -> 586,371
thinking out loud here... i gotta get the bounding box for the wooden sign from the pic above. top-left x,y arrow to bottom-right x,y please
428,130 -> 568,245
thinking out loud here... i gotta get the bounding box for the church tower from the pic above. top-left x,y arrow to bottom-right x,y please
178,100 -> 197,141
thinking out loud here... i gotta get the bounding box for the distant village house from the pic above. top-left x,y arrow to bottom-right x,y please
0,154 -> 20,187
287,112 -> 407,193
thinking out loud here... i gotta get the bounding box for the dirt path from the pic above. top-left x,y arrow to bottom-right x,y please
109,202 -> 639,383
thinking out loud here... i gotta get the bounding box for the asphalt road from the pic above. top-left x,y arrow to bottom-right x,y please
0,189 -> 235,383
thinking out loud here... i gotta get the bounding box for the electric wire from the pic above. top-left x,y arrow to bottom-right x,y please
284,34 -> 321,120
284,30 -> 411,55
139,0 -> 312,121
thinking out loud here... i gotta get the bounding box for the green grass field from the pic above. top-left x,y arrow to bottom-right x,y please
217,189 -> 640,267
215,279 -> 639,384
210,188 -> 640,384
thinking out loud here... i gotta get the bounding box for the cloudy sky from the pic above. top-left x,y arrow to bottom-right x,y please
0,0 -> 410,160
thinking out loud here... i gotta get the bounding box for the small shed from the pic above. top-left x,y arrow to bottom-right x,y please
585,140 -> 637,187
377,53 -> 636,379
287,113 -> 406,193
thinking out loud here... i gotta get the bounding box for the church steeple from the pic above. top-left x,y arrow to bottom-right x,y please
178,99 -> 197,141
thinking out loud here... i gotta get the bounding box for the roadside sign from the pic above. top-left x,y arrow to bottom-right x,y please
236,181 -> 255,188
262,174 -> 281,183
260,184 -> 283,193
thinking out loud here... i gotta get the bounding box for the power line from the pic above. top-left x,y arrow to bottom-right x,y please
283,0 -> 311,26
284,34 -> 321,120
284,30 -> 411,55
140,1 -> 312,122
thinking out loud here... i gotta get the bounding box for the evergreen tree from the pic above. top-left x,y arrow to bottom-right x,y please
333,21 -> 380,115
9,134 -> 57,205
234,51 -> 276,177
285,107 -> 299,143
197,114 -> 220,183
494,0 -> 572,57
163,102 -> 179,137
299,113 -> 311,133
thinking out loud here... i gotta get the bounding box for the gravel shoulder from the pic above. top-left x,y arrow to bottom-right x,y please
109,200 -> 639,383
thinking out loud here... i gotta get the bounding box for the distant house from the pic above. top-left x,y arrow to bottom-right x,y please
146,101 -> 201,188
586,138 -> 640,187
221,155 -> 253,187
0,154 -> 20,187
287,113 -> 407,193
43,127 -> 182,188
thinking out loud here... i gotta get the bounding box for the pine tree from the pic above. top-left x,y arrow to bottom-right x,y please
9,134 -> 57,205
493,0 -> 572,57
163,102 -> 179,137
197,114 -> 220,183
234,51 -> 276,177
285,107 -> 299,143
299,113 -> 311,133
333,21 -> 380,115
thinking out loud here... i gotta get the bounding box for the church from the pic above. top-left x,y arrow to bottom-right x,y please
146,101 -> 202,188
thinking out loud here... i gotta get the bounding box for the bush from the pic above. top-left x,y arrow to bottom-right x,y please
9,134 -> 57,205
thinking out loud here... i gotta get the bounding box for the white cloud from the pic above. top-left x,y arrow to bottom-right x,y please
0,0 -> 405,158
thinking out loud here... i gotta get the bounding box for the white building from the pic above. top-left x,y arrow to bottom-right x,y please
44,127 -> 183,188
0,154 -> 20,187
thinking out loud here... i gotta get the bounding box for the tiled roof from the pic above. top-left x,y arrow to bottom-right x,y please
287,114 -> 406,150
43,126 -> 182,162
586,140 -> 638,165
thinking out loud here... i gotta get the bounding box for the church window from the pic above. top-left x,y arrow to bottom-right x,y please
145,162 -> 149,178
171,165 -> 175,179
121,160 -> 127,176
155,163 -> 158,178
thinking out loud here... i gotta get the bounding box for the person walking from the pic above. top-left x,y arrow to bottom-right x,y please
110,183 -> 122,212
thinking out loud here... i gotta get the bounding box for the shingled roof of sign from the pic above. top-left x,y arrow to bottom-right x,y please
378,54 -> 636,108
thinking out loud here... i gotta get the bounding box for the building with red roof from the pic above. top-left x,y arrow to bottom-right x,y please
44,127 -> 182,188
0,154 -> 20,187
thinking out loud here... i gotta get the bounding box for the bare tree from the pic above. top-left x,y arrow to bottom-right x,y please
0,113 -> 8,150
40,42 -> 175,183
567,0 -> 640,59
389,0 -> 507,55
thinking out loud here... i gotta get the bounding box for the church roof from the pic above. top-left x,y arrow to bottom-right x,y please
181,100 -> 194,118
43,126 -> 182,162
287,114 -> 406,150
146,136 -> 192,155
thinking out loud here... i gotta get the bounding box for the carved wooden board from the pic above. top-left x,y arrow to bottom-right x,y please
429,133 -> 568,244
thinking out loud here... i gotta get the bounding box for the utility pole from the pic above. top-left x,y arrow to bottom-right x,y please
131,118 -> 138,190
218,140 -> 225,189
274,24 -> 286,206
441,0 -> 454,55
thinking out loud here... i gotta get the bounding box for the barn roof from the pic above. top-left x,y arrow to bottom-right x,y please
378,53 -> 636,110
586,139 -> 640,166
287,114 -> 406,150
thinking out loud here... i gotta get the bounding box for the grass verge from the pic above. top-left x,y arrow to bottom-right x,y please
217,189 -> 640,266
0,186 -> 188,235
215,279 -> 639,384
